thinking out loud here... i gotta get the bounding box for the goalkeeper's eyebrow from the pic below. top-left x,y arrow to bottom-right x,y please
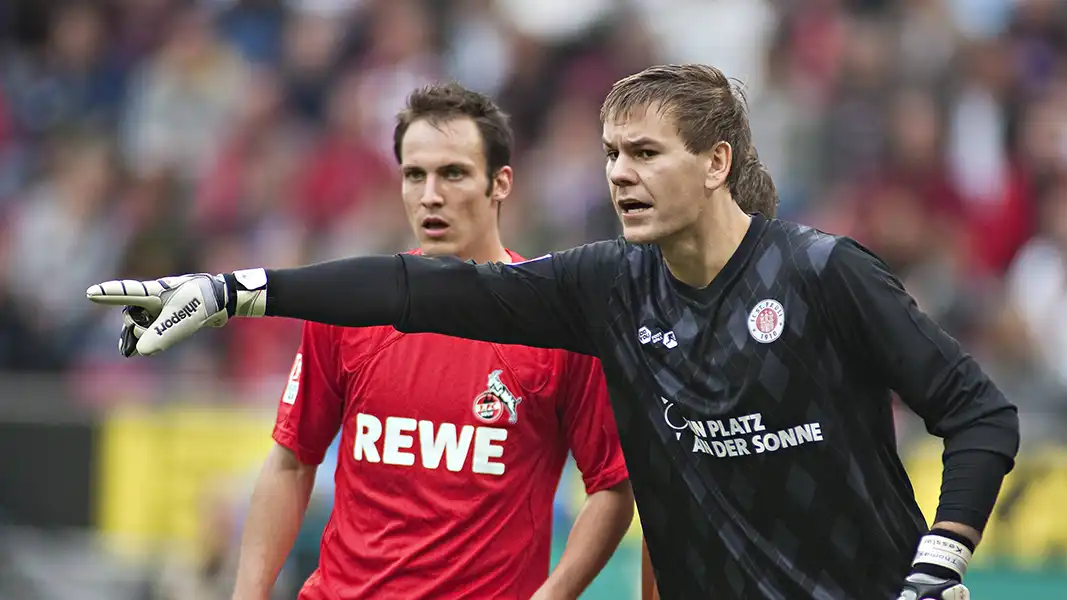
602,136 -> 659,153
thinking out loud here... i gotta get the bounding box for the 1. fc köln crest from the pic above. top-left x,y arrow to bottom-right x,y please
473,370 -> 522,424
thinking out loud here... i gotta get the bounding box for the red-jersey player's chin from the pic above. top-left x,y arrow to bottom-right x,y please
415,232 -> 462,258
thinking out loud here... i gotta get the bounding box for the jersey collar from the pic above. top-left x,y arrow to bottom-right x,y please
407,248 -> 525,264
667,213 -> 769,304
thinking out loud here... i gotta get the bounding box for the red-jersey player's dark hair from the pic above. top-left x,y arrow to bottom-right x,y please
393,82 -> 514,196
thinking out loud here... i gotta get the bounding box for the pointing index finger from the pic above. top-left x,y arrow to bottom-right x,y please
86,279 -> 163,310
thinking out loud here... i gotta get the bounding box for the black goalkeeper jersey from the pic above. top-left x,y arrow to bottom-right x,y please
265,214 -> 1019,599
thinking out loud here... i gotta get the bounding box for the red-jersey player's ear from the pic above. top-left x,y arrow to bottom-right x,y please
490,165 -> 513,204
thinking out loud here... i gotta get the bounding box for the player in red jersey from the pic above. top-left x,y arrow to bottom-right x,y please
229,83 -> 634,600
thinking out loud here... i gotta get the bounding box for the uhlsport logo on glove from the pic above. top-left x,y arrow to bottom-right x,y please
153,298 -> 202,337
87,269 -> 269,357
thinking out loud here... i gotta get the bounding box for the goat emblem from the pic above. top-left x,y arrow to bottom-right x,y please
473,369 -> 523,424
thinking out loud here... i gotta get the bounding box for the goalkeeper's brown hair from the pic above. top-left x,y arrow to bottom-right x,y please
600,64 -> 779,218
393,82 -> 514,195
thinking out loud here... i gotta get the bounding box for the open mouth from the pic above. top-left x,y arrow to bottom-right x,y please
421,216 -> 450,237
617,199 -> 653,215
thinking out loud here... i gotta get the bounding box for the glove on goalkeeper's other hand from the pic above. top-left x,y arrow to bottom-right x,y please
86,269 -> 268,356
897,528 -> 974,600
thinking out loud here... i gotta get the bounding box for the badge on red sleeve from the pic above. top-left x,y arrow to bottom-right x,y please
283,353 -> 303,405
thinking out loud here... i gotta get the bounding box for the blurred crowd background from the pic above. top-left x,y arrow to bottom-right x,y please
2,0 -> 1067,599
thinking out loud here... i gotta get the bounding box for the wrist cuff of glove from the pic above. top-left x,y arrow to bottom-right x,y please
223,269 -> 268,318
910,528 -> 975,581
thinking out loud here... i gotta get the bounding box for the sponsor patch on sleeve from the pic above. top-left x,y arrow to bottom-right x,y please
282,353 -> 303,405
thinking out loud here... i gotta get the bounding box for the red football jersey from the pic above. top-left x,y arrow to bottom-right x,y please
272,249 -> 628,600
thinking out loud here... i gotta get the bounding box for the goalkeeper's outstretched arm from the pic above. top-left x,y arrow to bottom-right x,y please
265,248 -> 615,355
87,241 -> 624,357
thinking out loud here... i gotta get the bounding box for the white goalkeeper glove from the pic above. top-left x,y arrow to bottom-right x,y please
897,574 -> 969,600
897,529 -> 973,600
85,269 -> 269,356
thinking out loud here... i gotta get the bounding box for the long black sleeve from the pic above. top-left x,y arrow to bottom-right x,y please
263,241 -> 625,356
265,255 -> 406,326
818,238 -> 1020,532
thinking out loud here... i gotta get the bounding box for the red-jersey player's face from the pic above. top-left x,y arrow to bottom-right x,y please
602,103 -> 722,244
399,117 -> 512,259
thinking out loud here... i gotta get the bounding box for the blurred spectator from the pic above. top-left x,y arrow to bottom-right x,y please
820,16 -> 894,185
894,0 -> 961,87
217,0 -> 287,66
4,130 -> 124,366
974,291 -> 1067,447
278,3 -> 351,122
194,66 -> 303,235
1007,183 -> 1067,386
946,37 -> 1034,276
350,0 -> 440,158
633,0 -> 776,95
1,1 -> 127,137
292,69 -> 394,235
0,221 -> 64,371
516,94 -> 615,250
122,4 -> 247,184
442,0 -> 514,97
748,25 -> 823,218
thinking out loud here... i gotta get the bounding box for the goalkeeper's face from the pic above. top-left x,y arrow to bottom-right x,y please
399,117 -> 513,260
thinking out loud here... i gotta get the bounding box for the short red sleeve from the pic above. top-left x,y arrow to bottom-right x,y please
559,353 -> 629,494
272,321 -> 345,465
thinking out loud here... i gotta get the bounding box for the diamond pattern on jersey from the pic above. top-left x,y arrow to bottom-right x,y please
758,348 -> 789,402
832,515 -> 861,560
785,463 -> 817,510
756,243 -> 783,288
772,520 -> 801,565
597,218 -> 927,599
785,286 -> 809,337
728,304 -> 749,350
